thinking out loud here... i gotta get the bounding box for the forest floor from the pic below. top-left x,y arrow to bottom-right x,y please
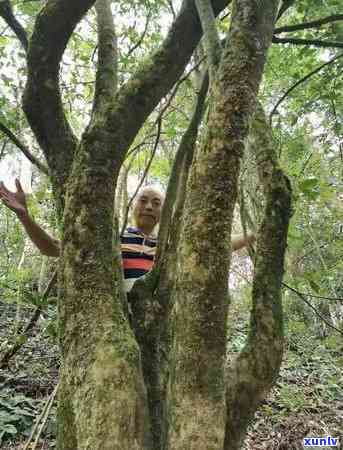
0,300 -> 342,450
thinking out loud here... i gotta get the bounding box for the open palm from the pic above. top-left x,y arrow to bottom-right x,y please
0,179 -> 28,216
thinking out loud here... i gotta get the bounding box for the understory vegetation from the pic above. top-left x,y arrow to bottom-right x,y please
0,291 -> 342,449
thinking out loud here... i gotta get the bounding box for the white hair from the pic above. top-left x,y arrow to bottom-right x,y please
135,184 -> 165,202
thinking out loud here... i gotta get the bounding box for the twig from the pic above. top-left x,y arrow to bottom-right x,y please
0,121 -> 49,175
126,10 -> 151,58
283,282 -> 343,336
269,53 -> 343,123
125,59 -> 204,169
23,383 -> 59,450
32,384 -> 58,450
126,132 -> 165,158
156,56 -> 206,122
220,11 -> 230,22
274,14 -> 343,34
272,35 -> 343,48
23,393 -> 51,450
290,289 -> 343,303
0,140 -> 7,159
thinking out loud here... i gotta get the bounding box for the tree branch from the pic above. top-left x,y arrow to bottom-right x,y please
156,70 -> 209,265
135,72 -> 209,447
0,121 -> 49,175
283,284 -> 343,302
0,0 -> 28,51
194,0 -> 222,74
92,0 -> 118,117
165,0 -> 280,446
274,14 -> 343,34
269,52 -> 343,122
126,10 -> 151,58
105,0 -> 229,163
283,282 -> 343,336
276,0 -> 296,22
22,0 -> 96,213
225,103 -> 292,449
272,35 -> 343,48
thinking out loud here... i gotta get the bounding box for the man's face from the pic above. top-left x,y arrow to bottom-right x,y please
133,187 -> 164,233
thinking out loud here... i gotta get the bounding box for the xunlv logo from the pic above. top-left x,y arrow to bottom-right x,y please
303,436 -> 339,447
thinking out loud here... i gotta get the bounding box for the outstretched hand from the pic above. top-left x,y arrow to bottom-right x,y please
0,178 -> 28,217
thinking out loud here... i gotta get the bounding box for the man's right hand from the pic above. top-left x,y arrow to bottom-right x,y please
0,178 -> 28,217
1,178 -> 60,257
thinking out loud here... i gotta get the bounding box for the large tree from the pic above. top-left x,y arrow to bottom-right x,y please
0,0 -> 304,448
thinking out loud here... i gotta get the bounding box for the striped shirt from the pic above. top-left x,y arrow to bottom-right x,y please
120,227 -> 157,292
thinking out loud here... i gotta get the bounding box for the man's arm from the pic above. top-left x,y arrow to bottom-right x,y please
0,179 -> 60,257
231,233 -> 255,252
17,211 -> 60,256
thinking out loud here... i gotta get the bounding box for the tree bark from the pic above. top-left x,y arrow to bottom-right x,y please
128,70 -> 209,450
224,102 -> 292,450
58,135 -> 149,450
167,1 -> 280,449
22,0 -> 94,215
55,1 -> 151,448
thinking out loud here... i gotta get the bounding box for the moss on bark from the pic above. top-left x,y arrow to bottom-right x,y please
224,103 -> 292,450
56,127 -> 149,449
167,1 -> 280,449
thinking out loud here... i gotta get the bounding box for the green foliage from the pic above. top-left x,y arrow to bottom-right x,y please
0,390 -> 37,444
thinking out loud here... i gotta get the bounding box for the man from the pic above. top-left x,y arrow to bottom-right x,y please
0,179 -> 254,291
120,185 -> 164,292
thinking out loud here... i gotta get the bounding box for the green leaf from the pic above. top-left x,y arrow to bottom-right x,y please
2,423 -> 17,434
298,177 -> 320,200
308,280 -> 321,294
299,178 -> 319,191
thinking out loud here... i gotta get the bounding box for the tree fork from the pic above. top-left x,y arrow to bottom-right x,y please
22,0 -> 96,215
128,69 -> 209,450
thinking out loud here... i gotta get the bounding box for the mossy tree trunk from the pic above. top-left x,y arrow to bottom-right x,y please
166,2 -> 282,449
3,0 -> 294,447
223,102 -> 292,450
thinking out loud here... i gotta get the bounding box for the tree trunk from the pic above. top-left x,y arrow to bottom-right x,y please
167,2 -> 280,449
223,102 -> 292,450
57,135 -> 149,450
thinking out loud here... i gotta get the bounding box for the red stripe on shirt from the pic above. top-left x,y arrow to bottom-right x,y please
122,258 -> 154,271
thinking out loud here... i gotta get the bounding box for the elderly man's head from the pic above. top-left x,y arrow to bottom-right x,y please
132,185 -> 164,235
